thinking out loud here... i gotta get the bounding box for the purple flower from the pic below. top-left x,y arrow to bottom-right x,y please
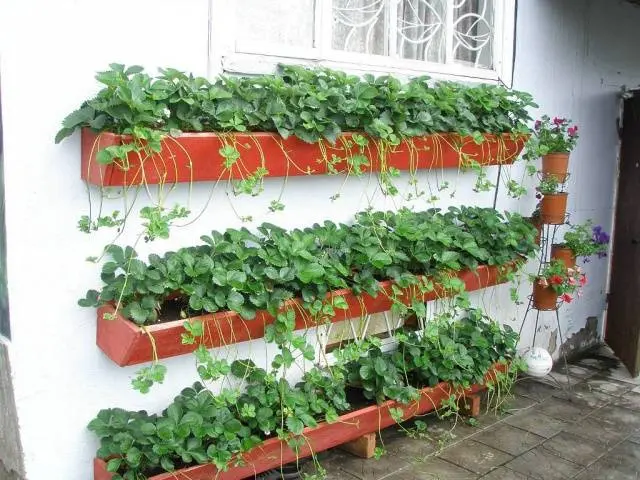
592,225 -> 610,245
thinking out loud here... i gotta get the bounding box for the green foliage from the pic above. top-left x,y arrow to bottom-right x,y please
57,64 -> 536,145
79,207 -> 537,325
533,260 -> 586,300
537,176 -> 561,195
89,306 -> 520,479
78,211 -> 124,233
140,205 -> 190,241
533,115 -> 578,154
340,308 -> 518,402
560,221 -> 609,259
393,308 -> 519,389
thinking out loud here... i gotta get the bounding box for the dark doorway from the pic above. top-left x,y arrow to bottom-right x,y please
606,90 -> 640,377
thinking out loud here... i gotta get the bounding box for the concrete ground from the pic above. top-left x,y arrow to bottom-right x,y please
304,346 -> 640,479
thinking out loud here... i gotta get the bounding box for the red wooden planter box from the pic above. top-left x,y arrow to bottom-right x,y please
81,129 -> 527,187
94,364 -> 508,480
97,263 -> 517,366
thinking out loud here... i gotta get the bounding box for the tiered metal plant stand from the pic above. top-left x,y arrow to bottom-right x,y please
518,186 -> 573,391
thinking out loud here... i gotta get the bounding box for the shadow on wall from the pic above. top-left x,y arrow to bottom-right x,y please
552,316 -> 600,359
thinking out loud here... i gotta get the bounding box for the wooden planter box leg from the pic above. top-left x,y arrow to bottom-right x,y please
458,393 -> 482,418
339,433 -> 377,459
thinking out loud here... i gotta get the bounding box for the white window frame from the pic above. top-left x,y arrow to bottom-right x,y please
209,0 -> 515,86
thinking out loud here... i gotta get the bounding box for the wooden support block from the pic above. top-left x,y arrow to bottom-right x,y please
458,393 -> 481,417
339,433 -> 377,459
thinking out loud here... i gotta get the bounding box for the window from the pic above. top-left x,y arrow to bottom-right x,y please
220,0 -> 515,84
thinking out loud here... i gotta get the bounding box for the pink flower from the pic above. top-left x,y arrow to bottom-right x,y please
561,293 -> 573,303
568,277 -> 577,286
568,126 -> 578,137
579,274 -> 587,286
553,117 -> 563,125
534,120 -> 541,130
538,277 -> 549,287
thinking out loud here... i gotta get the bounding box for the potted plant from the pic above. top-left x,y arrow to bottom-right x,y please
537,177 -> 568,224
531,260 -> 586,310
533,115 -> 579,182
552,221 -> 610,267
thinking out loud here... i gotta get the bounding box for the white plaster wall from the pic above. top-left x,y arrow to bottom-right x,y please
505,0 -> 640,355
1,0 -> 640,479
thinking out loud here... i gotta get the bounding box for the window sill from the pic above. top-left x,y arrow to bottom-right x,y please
221,51 -> 509,86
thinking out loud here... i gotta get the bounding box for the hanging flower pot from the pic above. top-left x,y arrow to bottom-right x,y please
540,193 -> 568,224
551,244 -> 576,269
542,153 -> 570,183
532,282 -> 558,310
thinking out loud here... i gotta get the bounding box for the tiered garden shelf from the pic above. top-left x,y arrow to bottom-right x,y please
81,129 -> 527,187
97,263 -> 518,366
93,363 -> 508,480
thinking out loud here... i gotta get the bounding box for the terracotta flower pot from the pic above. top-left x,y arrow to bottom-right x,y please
533,282 -> 558,310
551,245 -> 576,269
542,153 -> 570,183
540,193 -> 568,224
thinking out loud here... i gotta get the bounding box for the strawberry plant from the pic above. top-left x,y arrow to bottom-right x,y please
56,64 -> 537,241
89,306 -> 521,480
80,207 -> 537,326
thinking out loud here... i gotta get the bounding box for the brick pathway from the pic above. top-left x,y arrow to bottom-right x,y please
304,346 -> 640,479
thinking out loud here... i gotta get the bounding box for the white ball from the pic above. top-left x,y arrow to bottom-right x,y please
521,347 -> 553,377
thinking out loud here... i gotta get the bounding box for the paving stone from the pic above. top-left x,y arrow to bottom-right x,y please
534,396 -> 593,422
473,423 -> 544,456
552,385 -> 615,409
589,404 -> 640,432
330,447 -> 411,480
503,409 -> 569,438
599,363 -> 640,385
573,441 -> 640,479
411,416 -> 471,448
564,364 -> 599,379
579,375 -> 635,396
562,415 -> 631,446
512,378 -> 558,402
437,440 -> 512,475
379,426 -> 438,461
301,451 -> 360,479
613,391 -> 640,411
501,394 -> 538,414
387,458 -> 476,480
504,447 -> 582,479
533,368 -> 588,389
573,356 -> 618,372
540,432 -> 603,466
479,467 -> 529,480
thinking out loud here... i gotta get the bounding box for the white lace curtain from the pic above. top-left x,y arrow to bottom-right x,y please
332,0 -> 494,68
